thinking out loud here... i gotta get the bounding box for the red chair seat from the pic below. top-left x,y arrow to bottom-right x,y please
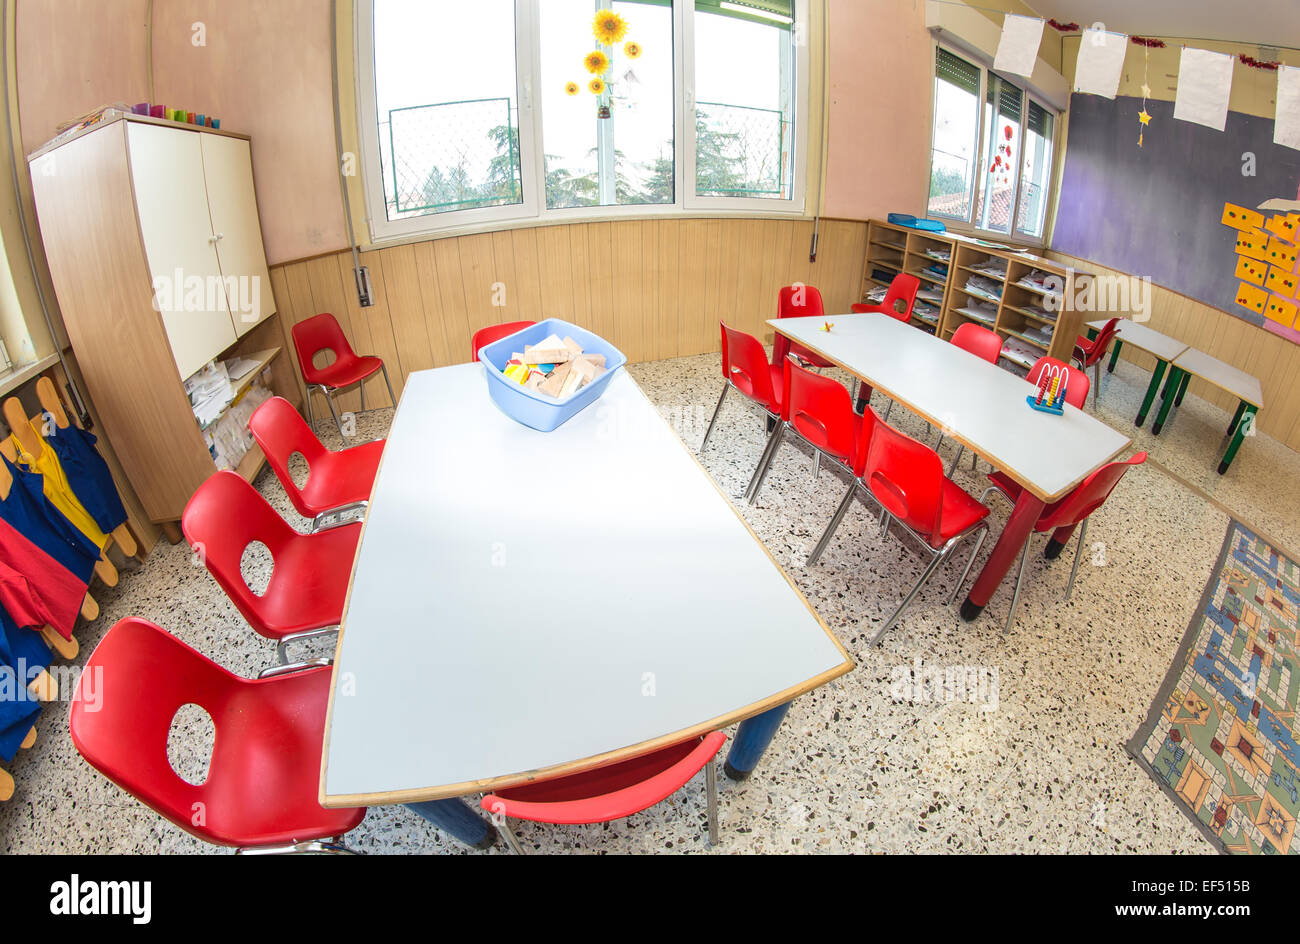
935,479 -> 991,546
254,523 -> 360,637
70,618 -> 365,848
484,732 -> 725,825
308,354 -> 384,390
298,438 -> 385,517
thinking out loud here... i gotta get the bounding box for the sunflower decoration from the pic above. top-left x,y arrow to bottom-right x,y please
624,41 -> 642,59
588,77 -> 607,95
592,9 -> 628,46
564,81 -> 580,96
584,50 -> 610,74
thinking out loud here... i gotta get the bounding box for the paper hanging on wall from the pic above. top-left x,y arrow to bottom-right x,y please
1276,65 -> 1300,151
1173,47 -> 1234,131
1073,28 -> 1128,98
993,15 -> 1044,77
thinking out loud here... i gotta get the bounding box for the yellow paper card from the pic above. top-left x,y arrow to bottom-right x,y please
1265,265 -> 1299,298
1223,203 -> 1265,232
1236,281 -> 1268,314
1236,229 -> 1271,261
1265,213 -> 1299,242
1265,237 -> 1299,270
1236,256 -> 1268,285
1265,295 -> 1298,326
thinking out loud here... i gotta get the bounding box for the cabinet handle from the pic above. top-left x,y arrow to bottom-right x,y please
208,233 -> 224,242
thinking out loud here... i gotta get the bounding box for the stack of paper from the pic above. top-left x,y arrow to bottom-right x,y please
185,361 -> 233,427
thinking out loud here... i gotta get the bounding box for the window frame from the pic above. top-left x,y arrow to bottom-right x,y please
355,0 -> 810,244
926,41 -> 1060,247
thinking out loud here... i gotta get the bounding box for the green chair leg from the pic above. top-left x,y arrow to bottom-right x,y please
1136,360 -> 1167,427
1219,403 -> 1257,474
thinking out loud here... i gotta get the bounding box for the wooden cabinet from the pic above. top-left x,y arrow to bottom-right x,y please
28,113 -> 298,529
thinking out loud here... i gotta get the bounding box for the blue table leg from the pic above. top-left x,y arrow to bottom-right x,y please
405,798 -> 497,849
725,701 -> 792,781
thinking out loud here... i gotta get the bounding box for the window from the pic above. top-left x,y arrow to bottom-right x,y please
356,0 -> 809,241
927,46 -> 1058,242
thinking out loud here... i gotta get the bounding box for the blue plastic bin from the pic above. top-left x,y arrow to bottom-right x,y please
477,318 -> 627,432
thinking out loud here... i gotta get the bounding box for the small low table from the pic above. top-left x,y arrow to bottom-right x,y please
1086,319 -> 1189,428
1153,348 -> 1264,474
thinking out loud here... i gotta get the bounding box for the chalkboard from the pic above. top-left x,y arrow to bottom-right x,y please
1053,93 -> 1300,332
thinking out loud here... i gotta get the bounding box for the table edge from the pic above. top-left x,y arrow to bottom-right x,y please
1170,350 -> 1264,409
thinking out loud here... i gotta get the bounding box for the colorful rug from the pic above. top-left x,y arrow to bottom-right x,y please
1128,521 -> 1300,854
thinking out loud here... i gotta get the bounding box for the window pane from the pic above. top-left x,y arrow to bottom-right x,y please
540,1 -> 675,208
693,1 -> 795,200
1015,101 -> 1053,237
372,0 -> 522,221
977,76 -> 1022,234
928,48 -> 980,221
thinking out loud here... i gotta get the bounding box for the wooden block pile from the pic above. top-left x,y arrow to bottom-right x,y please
1223,202 -> 1300,328
503,334 -> 607,399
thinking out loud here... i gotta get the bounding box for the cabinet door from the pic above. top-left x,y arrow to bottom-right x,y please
127,122 -> 235,380
200,134 -> 276,337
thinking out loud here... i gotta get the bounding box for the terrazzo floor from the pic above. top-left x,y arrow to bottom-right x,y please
2,350 -> 1292,854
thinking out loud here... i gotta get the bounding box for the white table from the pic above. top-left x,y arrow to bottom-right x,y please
1164,348 -> 1264,473
770,312 -> 1132,621
320,364 -> 853,820
1085,318 -> 1189,427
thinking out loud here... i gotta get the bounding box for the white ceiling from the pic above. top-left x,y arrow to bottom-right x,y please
1028,0 -> 1300,51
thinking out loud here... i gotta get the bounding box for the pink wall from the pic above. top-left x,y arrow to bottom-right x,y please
822,0 -> 932,221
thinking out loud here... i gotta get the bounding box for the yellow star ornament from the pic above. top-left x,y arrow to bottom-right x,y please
1138,109 -> 1152,126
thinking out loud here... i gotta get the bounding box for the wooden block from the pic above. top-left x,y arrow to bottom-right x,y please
1236,256 -> 1268,286
558,366 -> 584,397
562,336 -> 583,354
1235,281 -> 1269,315
1265,295 -> 1298,326
1265,265 -> 1299,298
1265,237 -> 1298,270
525,371 -> 545,390
1222,203 -> 1265,232
576,353 -> 606,368
1235,229 -> 1271,261
571,358 -> 604,385
1265,212 -> 1299,242
522,347 -> 576,364
538,362 -> 572,397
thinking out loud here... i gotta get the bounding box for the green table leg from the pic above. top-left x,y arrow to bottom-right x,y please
1108,338 -> 1123,373
1219,403 -> 1257,474
1152,367 -> 1184,434
1135,360 -> 1168,427
1174,372 -> 1190,406
1227,401 -> 1246,436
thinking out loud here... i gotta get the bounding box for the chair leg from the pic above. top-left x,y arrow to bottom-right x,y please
706,760 -> 719,846
808,480 -> 858,566
360,377 -> 366,413
747,424 -> 784,505
699,384 -> 729,454
1065,518 -> 1088,601
947,526 -> 989,605
882,400 -> 894,423
323,386 -> 345,439
869,548 -> 948,646
305,387 -> 316,429
274,627 -> 340,665
1004,537 -> 1033,634
499,820 -> 526,855
380,363 -> 396,409
946,444 -> 965,478
812,449 -> 821,479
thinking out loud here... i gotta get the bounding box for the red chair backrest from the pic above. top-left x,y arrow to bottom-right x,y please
1027,356 -> 1090,409
470,320 -> 537,362
782,357 -> 857,463
862,421 -> 947,546
69,617 -> 246,842
777,284 -> 825,320
854,275 -> 920,322
1039,451 -> 1147,532
719,322 -> 777,410
248,397 -> 329,516
1079,317 -> 1120,367
181,471 -> 296,633
291,313 -> 358,385
951,322 -> 1003,363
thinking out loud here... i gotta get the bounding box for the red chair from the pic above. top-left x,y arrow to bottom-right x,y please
700,323 -> 785,487
851,273 -> 921,324
849,274 -> 922,411
291,312 -> 395,438
182,471 -> 361,664
249,396 -> 384,529
934,323 -> 1004,465
773,284 -> 832,369
481,731 -> 726,853
69,617 -> 365,852
1072,316 -> 1119,409
747,357 -> 874,508
471,320 -> 537,361
1027,356 -> 1090,409
980,452 -> 1147,632
851,422 -> 992,646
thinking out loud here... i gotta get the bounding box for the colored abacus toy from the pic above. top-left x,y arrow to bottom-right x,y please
1026,364 -> 1070,415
